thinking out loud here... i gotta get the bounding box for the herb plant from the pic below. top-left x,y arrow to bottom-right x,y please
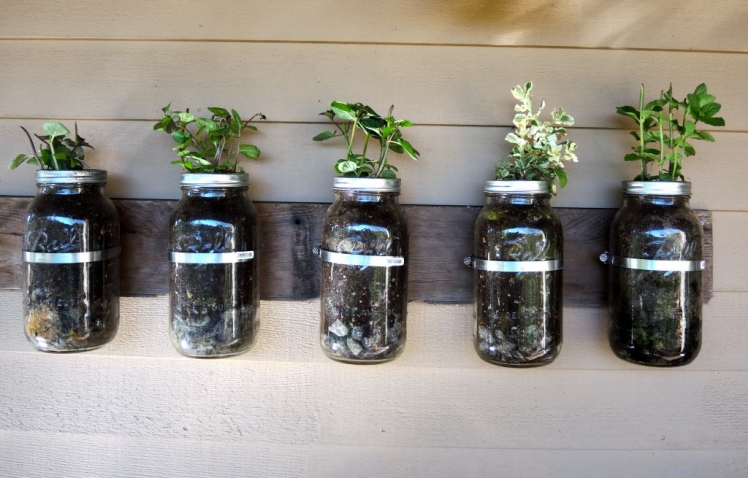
9,122 -> 93,170
154,104 -> 265,173
495,82 -> 577,193
616,83 -> 725,181
313,101 -> 419,178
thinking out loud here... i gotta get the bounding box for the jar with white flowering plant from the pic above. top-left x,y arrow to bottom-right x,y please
466,82 -> 577,367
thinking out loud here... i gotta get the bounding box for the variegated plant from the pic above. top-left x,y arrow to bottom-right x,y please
495,82 -> 578,193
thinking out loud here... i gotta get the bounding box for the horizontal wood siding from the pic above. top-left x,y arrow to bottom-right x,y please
1,1 -> 746,476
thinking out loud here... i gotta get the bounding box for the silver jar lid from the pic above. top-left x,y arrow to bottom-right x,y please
333,177 -> 401,192
36,169 -> 107,184
181,172 -> 249,187
623,181 -> 691,196
484,180 -> 551,194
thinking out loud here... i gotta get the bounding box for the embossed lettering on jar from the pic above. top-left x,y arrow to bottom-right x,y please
606,181 -> 703,367
168,173 -> 260,358
23,170 -> 120,352
317,178 -> 409,363
469,181 -> 563,367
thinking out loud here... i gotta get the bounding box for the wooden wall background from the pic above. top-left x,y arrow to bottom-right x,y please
1,1 -> 747,476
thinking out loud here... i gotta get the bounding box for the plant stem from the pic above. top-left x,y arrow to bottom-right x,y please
20,127 -> 41,163
639,84 -> 647,180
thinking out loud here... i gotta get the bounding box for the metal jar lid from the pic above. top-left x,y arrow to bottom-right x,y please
36,169 -> 107,184
484,180 -> 551,194
333,177 -> 401,192
623,181 -> 691,196
181,172 -> 249,187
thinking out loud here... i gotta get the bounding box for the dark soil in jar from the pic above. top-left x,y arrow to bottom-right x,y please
24,186 -> 120,352
320,194 -> 408,363
608,195 -> 703,366
169,191 -> 259,357
473,198 -> 563,367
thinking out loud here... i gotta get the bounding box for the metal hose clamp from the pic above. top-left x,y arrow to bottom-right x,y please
169,251 -> 255,264
313,245 -> 405,267
464,255 -> 563,272
23,247 -> 121,264
599,251 -> 705,272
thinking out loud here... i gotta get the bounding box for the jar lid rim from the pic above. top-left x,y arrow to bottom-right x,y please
484,180 -> 551,194
333,177 -> 401,192
36,169 -> 107,184
181,172 -> 249,187
623,180 -> 691,195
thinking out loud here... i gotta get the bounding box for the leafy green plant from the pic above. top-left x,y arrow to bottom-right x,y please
9,122 -> 93,170
495,82 -> 578,193
313,101 -> 419,178
616,83 -> 725,181
154,104 -> 265,173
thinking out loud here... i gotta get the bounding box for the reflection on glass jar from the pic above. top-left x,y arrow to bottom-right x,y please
469,181 -> 563,367
607,181 -> 703,367
169,173 -> 260,358
317,178 -> 409,364
23,170 -> 120,352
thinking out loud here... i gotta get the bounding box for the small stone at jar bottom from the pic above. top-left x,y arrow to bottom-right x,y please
329,319 -> 349,337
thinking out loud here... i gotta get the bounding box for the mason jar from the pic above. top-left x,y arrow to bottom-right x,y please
315,177 -> 409,363
168,173 -> 260,358
604,181 -> 704,367
466,180 -> 563,367
23,170 -> 120,352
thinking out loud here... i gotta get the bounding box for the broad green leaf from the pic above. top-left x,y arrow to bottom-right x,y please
395,119 -> 413,127
336,159 -> 358,174
239,144 -> 260,159
244,124 -> 257,131
398,138 -> 419,160
208,107 -> 230,117
313,130 -> 337,141
381,169 -> 397,179
616,106 -> 639,120
178,112 -> 196,124
694,83 -> 708,96
700,102 -> 721,117
388,143 -> 404,154
196,117 -> 218,132
172,130 -> 191,144
27,157 -> 39,166
701,116 -> 725,127
624,153 -> 640,161
42,122 -> 70,138
684,120 -> 696,135
9,153 -> 28,169
330,101 -> 357,121
554,167 -> 568,188
697,131 -> 715,142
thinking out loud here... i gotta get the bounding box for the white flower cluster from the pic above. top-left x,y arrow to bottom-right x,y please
505,82 -> 578,170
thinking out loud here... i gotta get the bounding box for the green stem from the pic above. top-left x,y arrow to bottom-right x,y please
361,133 -> 370,171
639,84 -> 646,180
345,115 -> 359,162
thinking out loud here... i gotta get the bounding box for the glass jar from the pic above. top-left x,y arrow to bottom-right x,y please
23,170 -> 120,352
605,181 -> 703,367
467,181 -> 563,367
168,173 -> 260,358
315,177 -> 409,363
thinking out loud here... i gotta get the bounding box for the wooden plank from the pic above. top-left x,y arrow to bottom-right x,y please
2,431 -> 746,478
713,211 -> 748,292
0,41 -> 745,131
1,291 -> 741,372
2,354 -> 748,450
1,0 -> 747,53
0,198 -> 714,305
0,121 -> 742,211
0,431 -> 310,478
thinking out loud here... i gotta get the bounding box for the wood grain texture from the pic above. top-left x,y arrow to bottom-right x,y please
0,291 -> 742,371
2,353 -> 748,450
713,211 -> 748,292
1,122 -> 740,211
2,431 -> 747,478
0,198 -> 715,305
2,0 -> 747,53
0,42 -> 745,131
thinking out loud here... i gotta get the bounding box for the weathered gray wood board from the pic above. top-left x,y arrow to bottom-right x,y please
0,198 -> 713,306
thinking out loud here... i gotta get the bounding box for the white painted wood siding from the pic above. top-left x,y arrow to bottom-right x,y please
1,1 -> 747,476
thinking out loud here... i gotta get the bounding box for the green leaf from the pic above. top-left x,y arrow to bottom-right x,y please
701,116 -> 725,127
624,153 -> 640,162
239,144 -> 260,159
554,167 -> 568,188
398,138 -> 419,160
313,130 -> 337,141
335,159 -> 358,174
694,83 -> 708,96
616,106 -> 640,120
207,107 -> 230,117
196,117 -> 218,132
178,112 -> 196,124
172,130 -> 191,145
330,101 -> 357,122
697,131 -> 715,142
9,153 -> 28,170
700,102 -> 721,117
381,169 -> 397,179
42,122 -> 70,139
